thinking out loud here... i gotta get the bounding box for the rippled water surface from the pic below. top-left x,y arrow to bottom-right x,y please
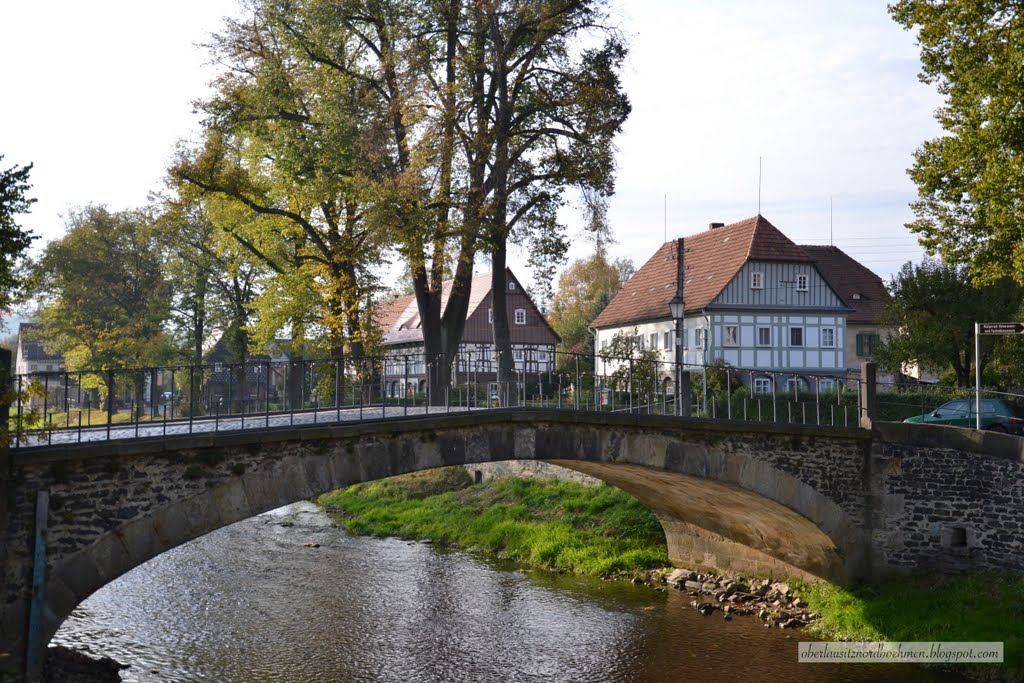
53,503 -> 965,682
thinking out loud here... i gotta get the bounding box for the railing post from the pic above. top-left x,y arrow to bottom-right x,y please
726,368 -> 732,420
265,361 -> 272,428
188,365 -> 195,434
859,361 -> 877,429
574,354 -> 580,411
106,369 -> 114,441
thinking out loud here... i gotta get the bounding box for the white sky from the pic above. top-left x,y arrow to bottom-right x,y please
0,0 -> 940,289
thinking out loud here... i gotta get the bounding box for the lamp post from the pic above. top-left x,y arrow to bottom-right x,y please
669,237 -> 691,416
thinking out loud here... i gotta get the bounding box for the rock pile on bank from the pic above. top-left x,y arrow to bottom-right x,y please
651,568 -> 821,628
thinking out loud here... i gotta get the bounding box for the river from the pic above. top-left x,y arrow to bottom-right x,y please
52,502 -> 965,682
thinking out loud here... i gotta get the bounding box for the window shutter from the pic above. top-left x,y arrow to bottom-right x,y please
855,334 -> 864,356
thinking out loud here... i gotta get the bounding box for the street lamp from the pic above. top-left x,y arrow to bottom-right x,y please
669,237 -> 690,416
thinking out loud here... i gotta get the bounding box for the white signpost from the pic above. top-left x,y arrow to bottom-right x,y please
974,323 -> 1024,429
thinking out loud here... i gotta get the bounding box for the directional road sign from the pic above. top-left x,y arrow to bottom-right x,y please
978,322 -> 1024,335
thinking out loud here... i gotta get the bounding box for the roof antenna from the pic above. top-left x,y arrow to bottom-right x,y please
758,156 -> 762,216
830,196 -> 834,246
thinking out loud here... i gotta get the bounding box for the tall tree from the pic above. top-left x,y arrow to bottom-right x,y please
32,206 -> 173,371
874,258 -> 1024,387
172,0 -> 391,361
30,206 -> 173,413
468,0 -> 631,403
0,155 -> 37,314
890,1 -> 1024,283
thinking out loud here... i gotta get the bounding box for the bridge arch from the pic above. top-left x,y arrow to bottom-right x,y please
10,411 -> 872,658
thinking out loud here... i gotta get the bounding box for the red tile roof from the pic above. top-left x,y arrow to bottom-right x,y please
375,272 -> 495,345
800,245 -> 887,324
591,215 -> 811,329
374,270 -> 558,345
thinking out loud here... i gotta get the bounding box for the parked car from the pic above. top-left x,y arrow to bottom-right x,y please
903,398 -> 1024,434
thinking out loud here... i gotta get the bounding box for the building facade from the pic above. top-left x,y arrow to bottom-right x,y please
376,270 -> 560,398
590,215 -> 887,394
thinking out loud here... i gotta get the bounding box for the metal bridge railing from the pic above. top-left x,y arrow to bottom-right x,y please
3,350 -> 953,449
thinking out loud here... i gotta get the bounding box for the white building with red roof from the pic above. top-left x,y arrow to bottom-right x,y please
590,215 -> 884,394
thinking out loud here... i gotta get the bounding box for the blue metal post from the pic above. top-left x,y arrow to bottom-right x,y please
25,490 -> 49,681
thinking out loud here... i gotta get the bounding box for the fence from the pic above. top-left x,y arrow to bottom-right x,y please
6,351 -> 1013,448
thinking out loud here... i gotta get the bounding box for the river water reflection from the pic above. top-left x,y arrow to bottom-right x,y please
53,503 -> 965,682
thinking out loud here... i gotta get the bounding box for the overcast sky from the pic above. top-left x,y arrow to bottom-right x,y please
0,0 -> 941,289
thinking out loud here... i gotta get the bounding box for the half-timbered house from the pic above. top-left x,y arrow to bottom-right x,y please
590,215 -> 885,393
375,270 -> 560,399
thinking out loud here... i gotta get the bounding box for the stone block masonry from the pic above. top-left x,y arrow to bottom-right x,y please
870,422 -> 1024,577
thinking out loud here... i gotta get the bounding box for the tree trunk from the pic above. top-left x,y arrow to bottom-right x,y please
490,253 -> 518,406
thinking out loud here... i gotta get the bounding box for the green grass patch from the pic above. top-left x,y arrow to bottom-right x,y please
316,468 -> 670,577
801,574 -> 1024,676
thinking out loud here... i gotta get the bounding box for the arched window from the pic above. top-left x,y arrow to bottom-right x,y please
784,376 -> 809,394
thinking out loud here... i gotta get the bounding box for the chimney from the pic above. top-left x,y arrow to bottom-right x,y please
709,222 -> 725,230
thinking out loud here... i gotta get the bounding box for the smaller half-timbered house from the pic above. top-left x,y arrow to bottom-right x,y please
375,270 -> 560,398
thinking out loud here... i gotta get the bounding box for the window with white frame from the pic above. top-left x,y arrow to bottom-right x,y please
750,271 -> 763,289
724,325 -> 738,346
635,335 -> 644,350
796,274 -> 808,292
790,326 -> 803,347
601,339 -> 608,351
753,376 -> 772,394
513,348 -> 524,361
663,331 -> 671,349
757,326 -> 771,346
817,377 -> 836,393
509,281 -> 516,290
514,308 -> 526,325
696,328 -> 707,348
821,327 -> 835,348
488,308 -> 493,324
537,350 -> 548,362
650,333 -> 658,350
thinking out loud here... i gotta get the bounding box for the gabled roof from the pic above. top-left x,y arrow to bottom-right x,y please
591,215 -> 811,329
375,271 -> 495,346
375,269 -> 558,345
801,245 -> 887,324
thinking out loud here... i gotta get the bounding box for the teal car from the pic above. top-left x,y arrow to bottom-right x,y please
903,398 -> 1024,434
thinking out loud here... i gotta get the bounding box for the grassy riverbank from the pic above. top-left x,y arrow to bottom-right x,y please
317,468 -> 1022,678
315,468 -> 669,576
802,575 -> 1024,678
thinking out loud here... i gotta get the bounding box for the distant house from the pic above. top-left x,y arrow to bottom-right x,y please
590,215 -> 879,394
14,323 -> 63,376
13,322 -> 72,410
375,269 -> 560,398
201,337 -> 294,410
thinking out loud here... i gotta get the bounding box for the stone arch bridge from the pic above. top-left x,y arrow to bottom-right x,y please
2,409 -> 1024,675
